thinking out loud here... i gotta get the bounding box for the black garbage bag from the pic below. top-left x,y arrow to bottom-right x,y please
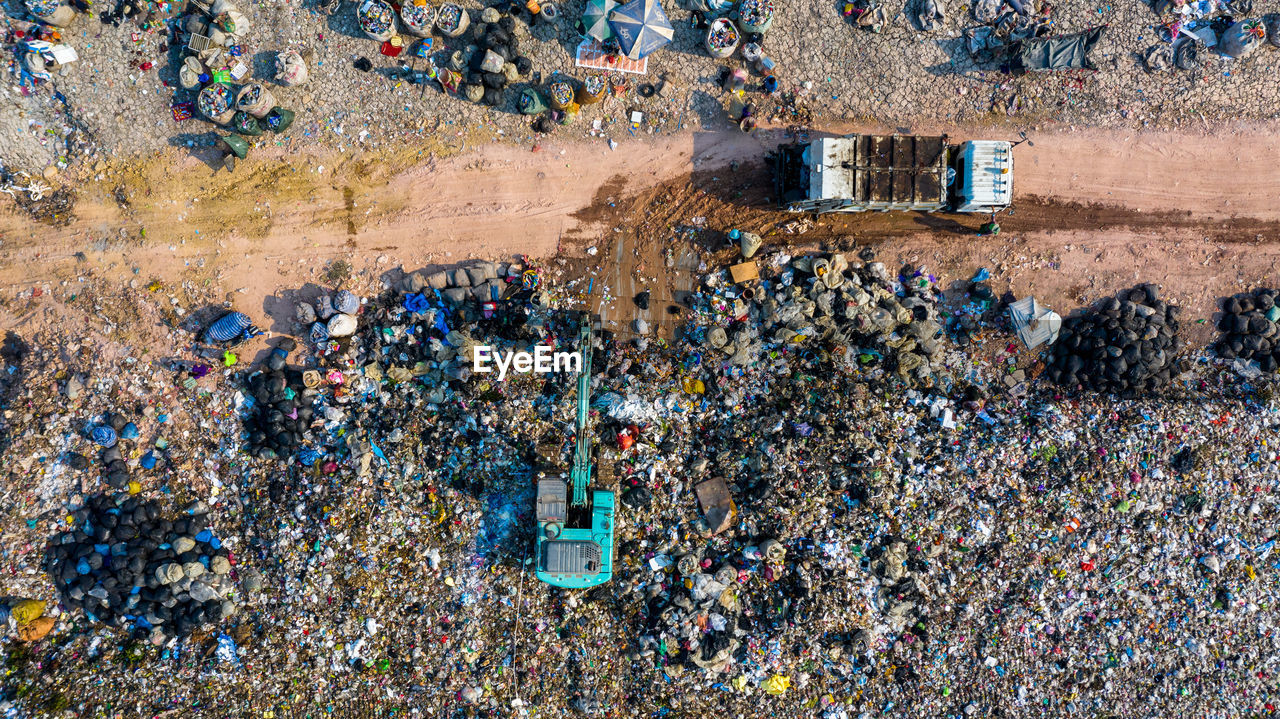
1175,40 -> 1201,70
621,486 -> 653,508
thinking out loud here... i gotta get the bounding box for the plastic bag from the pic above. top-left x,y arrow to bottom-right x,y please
1220,18 -> 1264,59
274,50 -> 309,86
232,111 -> 263,136
263,107 -> 296,133
203,311 -> 252,342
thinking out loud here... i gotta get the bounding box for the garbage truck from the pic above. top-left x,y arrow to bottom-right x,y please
771,133 -> 1013,215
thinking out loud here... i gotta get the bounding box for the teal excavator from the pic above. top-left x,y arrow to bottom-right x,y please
534,314 -> 615,589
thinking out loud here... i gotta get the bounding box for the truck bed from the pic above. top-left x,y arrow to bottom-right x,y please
775,134 -> 949,214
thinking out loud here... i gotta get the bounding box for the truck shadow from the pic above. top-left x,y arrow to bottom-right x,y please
912,212 -> 978,236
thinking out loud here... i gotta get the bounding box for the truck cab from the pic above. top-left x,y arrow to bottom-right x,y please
948,140 -> 1013,213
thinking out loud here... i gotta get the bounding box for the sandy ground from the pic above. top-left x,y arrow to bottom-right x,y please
1,121 -> 1279,349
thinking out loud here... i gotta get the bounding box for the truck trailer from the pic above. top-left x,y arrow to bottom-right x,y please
772,134 -> 1013,215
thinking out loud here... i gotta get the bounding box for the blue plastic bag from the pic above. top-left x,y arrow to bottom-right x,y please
202,312 -> 253,343
90,425 -> 118,448
403,293 -> 430,314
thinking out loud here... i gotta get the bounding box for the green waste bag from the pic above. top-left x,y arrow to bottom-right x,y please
221,134 -> 250,159
232,112 -> 263,136
263,106 -> 296,133
518,88 -> 546,115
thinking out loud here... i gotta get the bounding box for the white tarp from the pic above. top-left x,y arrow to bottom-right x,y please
1008,296 -> 1061,349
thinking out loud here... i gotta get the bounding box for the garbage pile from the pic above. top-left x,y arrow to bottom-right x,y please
304,288 -> 363,346
398,260 -> 525,303
179,0 -> 298,139
45,494 -> 237,642
459,15 -> 528,107
242,340 -> 311,459
1144,0 -> 1272,72
1213,287 -> 1280,369
8,260 -> 1280,717
1044,285 -> 1182,395
695,251 -> 947,386
359,3 -> 539,111
87,413 -> 139,491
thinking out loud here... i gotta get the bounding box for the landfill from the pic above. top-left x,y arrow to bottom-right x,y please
0,236 -> 1279,718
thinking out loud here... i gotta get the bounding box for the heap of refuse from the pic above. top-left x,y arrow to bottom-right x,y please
698,252 -> 947,385
1044,284 -> 1182,395
242,340 -> 311,459
460,15 -> 528,107
301,289 -> 362,346
1213,288 -> 1280,370
398,260 -> 526,304
44,495 -> 237,641
88,412 -> 140,490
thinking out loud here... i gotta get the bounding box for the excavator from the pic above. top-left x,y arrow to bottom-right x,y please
534,313 -> 615,589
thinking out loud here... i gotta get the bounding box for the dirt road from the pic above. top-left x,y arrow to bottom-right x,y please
1,122 -> 1277,345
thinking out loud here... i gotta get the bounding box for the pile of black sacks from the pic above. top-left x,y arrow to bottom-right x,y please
244,339 -> 312,459
1044,284 -> 1181,396
463,15 -> 531,107
45,495 -> 236,641
1214,288 -> 1280,371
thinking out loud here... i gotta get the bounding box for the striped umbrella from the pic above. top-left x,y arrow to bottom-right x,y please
582,0 -> 618,41
608,0 -> 674,59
